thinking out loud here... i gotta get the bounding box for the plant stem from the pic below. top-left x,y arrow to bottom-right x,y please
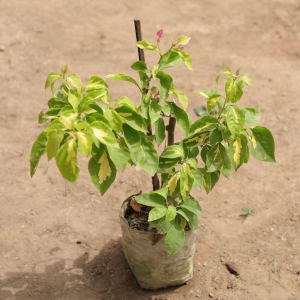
134,20 -> 160,191
167,116 -> 176,146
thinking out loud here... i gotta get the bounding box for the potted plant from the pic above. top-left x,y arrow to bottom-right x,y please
30,27 -> 276,289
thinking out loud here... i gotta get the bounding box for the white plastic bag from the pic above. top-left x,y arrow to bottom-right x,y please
119,199 -> 196,289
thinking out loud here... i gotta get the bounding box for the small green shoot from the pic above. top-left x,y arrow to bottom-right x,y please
240,208 -> 256,219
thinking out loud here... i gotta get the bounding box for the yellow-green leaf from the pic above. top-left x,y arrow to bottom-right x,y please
88,153 -> 116,195
77,132 -> 93,157
55,139 -> 80,182
168,172 -> 180,195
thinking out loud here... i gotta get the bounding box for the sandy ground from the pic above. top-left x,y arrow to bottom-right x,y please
1,1 -> 300,299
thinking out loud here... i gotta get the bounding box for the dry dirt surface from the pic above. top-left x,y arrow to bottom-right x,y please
1,1 -> 300,299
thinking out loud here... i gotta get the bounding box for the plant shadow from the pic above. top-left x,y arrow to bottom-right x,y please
0,238 -> 189,300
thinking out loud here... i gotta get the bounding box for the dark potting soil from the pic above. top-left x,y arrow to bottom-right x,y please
124,196 -> 190,233
124,203 -> 155,232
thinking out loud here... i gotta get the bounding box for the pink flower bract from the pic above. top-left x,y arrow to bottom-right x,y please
156,29 -> 164,41
151,91 -> 160,99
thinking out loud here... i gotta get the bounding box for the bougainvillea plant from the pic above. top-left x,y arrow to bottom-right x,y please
30,29 -> 276,254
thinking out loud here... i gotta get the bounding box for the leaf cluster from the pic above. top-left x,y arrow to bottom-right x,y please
30,33 -> 275,255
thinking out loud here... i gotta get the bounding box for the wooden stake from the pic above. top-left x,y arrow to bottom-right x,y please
134,20 -> 145,62
134,20 -> 160,191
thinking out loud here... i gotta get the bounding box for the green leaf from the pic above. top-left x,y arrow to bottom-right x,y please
78,90 -> 108,112
85,76 -> 108,91
48,97 -> 68,109
187,147 -> 199,159
168,101 -> 190,137
202,170 -> 212,194
30,132 -> 47,177
106,73 -> 141,91
131,61 -> 149,73
156,71 -> 173,102
179,196 -> 202,215
157,217 -> 174,234
221,126 -> 231,141
172,49 -> 193,70
90,121 -> 119,148
104,109 -> 123,132
123,124 -> 141,163
216,67 -> 232,84
179,216 -> 187,229
172,90 -> 188,110
158,157 -> 180,173
55,139 -> 80,182
206,143 -> 227,172
161,145 -> 185,159
220,155 -> 232,179
229,135 -> 248,170
149,100 -> 161,124
190,167 -> 203,190
85,113 -> 110,127
195,89 -> 219,99
59,110 -> 78,130
225,77 -> 234,98
75,120 -> 90,131
68,90 -> 81,109
207,94 -> 222,112
244,143 -> 250,164
54,83 -> 69,99
194,106 -> 209,117
165,206 -> 177,222
46,130 -> 64,161
88,151 -> 116,195
139,73 -> 151,91
106,145 -> 130,171
226,106 -> 245,137
136,40 -> 158,51
139,91 -> 151,118
136,138 -> 159,176
39,108 -> 61,123
45,72 -> 62,89
228,81 -> 243,103
158,51 -> 181,70
115,96 -> 138,111
154,118 -> 166,146
115,105 -> 148,133
200,145 -> 211,164
180,163 -> 194,198
242,107 -> 260,126
148,206 -> 168,222
177,35 -> 191,45
135,192 -> 166,207
209,128 -> 223,146
189,116 -> 219,135
151,64 -> 159,79
44,119 -> 66,132
67,74 -> 82,91
61,63 -> 68,75
77,132 -> 93,157
184,132 -> 208,148
240,73 -> 253,86
164,223 -> 185,255
178,209 -> 199,232
210,171 -> 220,190
250,126 -> 276,162
167,172 -> 181,195
88,104 -> 104,115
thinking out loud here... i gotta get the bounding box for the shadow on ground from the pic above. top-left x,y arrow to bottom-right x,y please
0,239 -> 185,300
